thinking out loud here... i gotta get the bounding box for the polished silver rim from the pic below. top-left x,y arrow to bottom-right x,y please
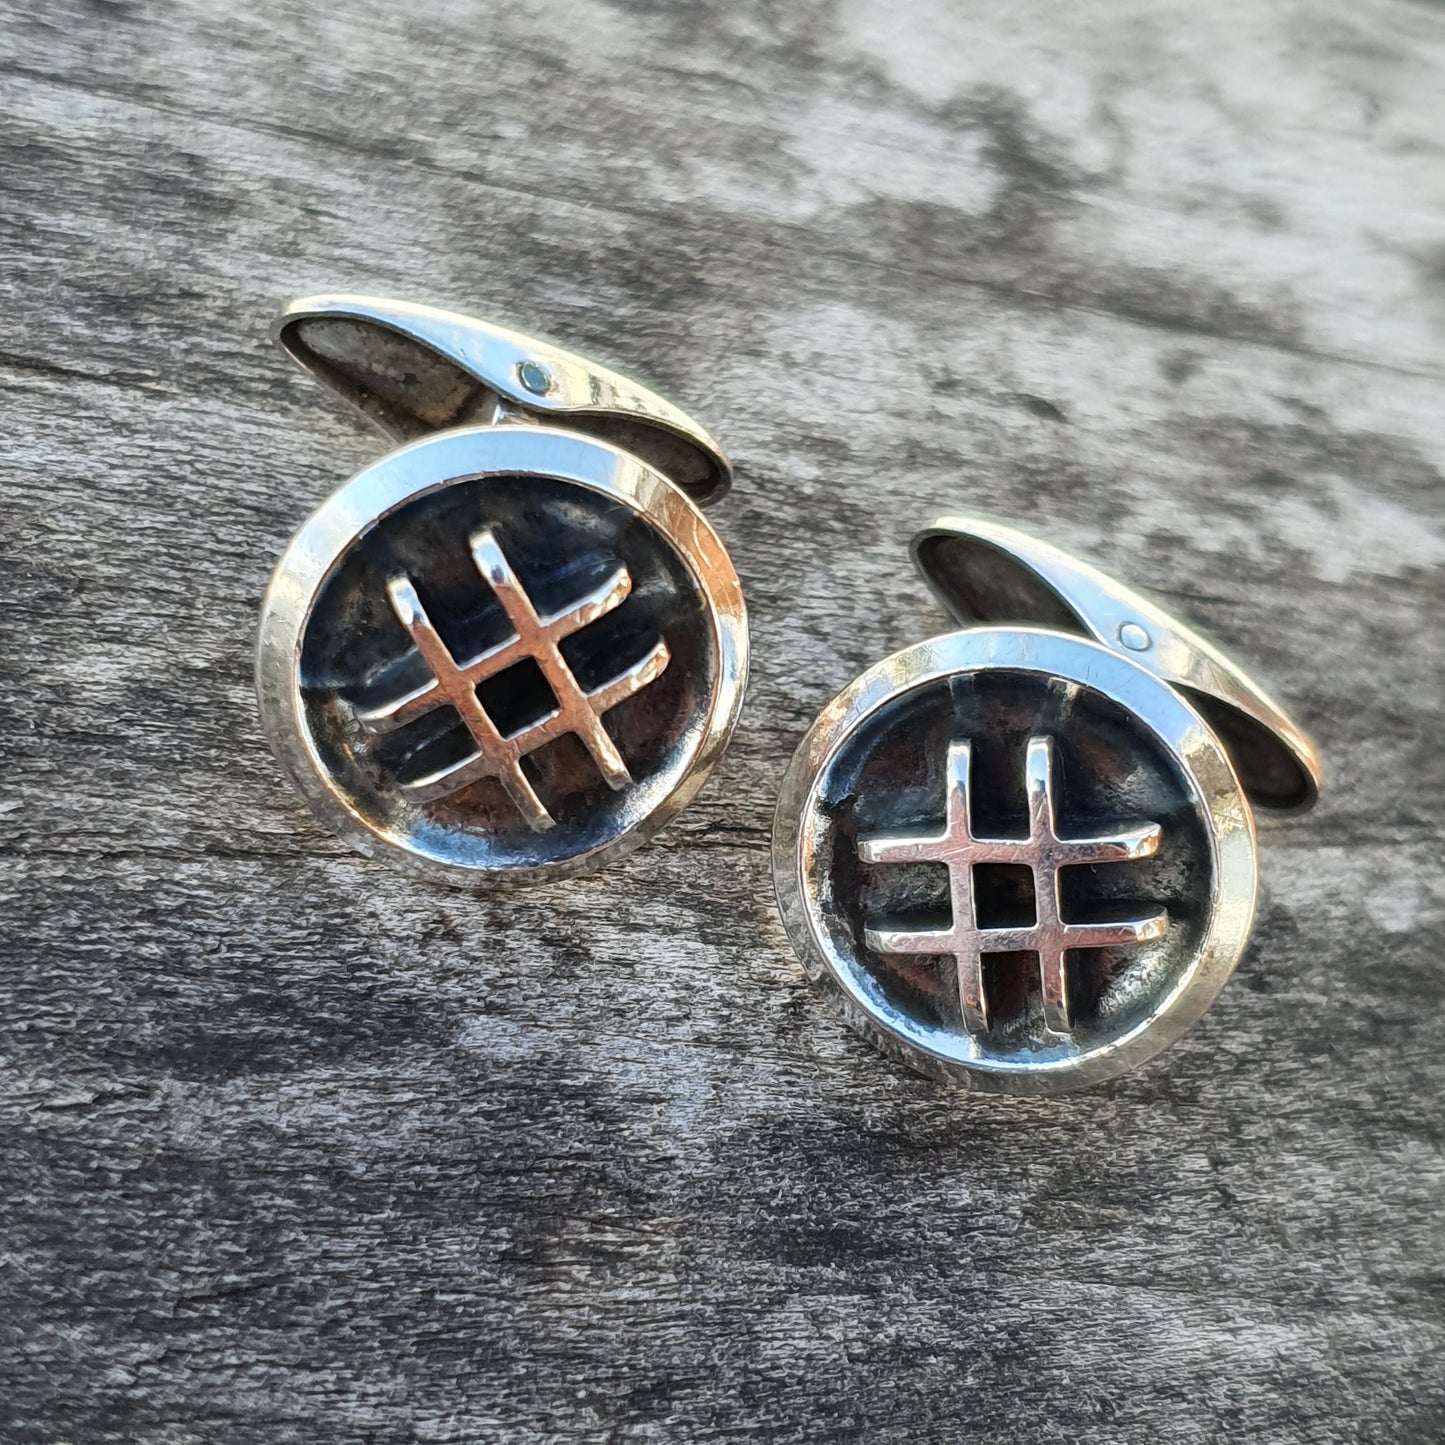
257,424 -> 747,885
772,628 -> 1258,1094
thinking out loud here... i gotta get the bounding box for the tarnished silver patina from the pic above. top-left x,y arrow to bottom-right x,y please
773,516 -> 1320,1094
257,295 -> 746,885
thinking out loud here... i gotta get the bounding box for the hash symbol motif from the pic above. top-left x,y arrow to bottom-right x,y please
355,527 -> 668,831
860,736 -> 1167,1036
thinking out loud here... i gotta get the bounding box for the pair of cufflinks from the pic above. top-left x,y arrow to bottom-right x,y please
257,295 -> 1320,1095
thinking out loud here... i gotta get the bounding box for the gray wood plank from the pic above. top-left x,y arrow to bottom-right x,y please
2,1 -> 1443,1441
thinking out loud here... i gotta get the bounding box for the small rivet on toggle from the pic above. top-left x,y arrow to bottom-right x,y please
1118,621 -> 1151,652
518,360 -> 553,396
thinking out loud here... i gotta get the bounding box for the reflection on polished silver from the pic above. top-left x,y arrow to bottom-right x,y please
772,515 -> 1321,1094
256,294 -> 746,884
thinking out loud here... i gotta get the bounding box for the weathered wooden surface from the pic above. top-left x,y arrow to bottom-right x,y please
3,0 -> 1444,1439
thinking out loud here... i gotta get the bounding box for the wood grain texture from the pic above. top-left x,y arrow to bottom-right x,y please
2,0 -> 1443,1440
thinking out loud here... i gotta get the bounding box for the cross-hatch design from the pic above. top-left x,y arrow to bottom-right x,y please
859,736 -> 1167,1036
354,527 -> 668,831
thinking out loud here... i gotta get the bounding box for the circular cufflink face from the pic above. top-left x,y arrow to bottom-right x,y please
773,629 -> 1258,1094
257,425 -> 746,884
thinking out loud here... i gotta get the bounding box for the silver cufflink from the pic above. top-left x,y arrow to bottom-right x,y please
256,295 -> 746,884
773,515 -> 1320,1094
